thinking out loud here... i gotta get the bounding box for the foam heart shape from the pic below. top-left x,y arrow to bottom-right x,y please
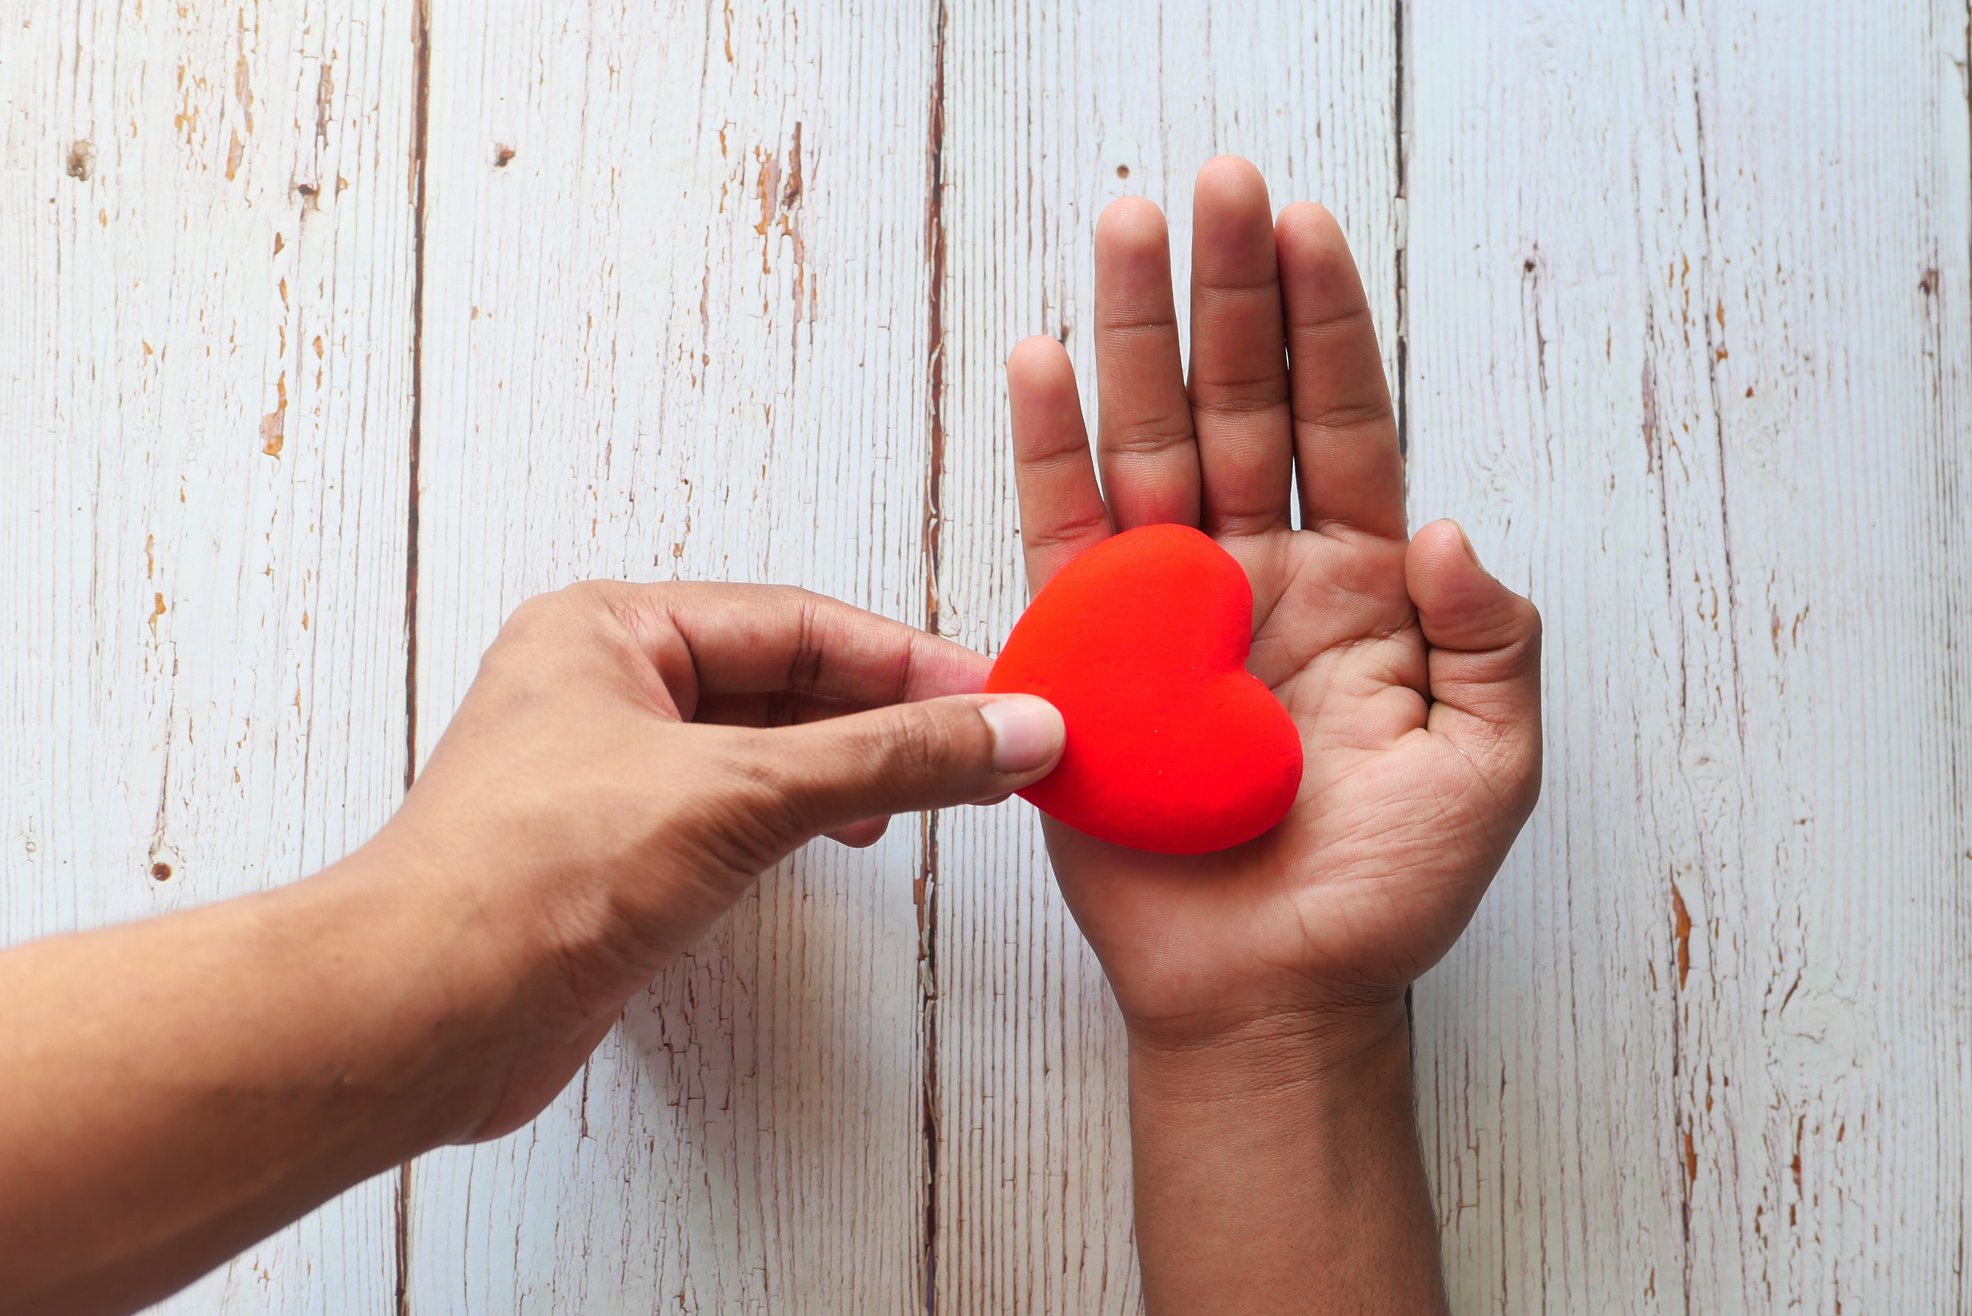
984,523 -> 1303,855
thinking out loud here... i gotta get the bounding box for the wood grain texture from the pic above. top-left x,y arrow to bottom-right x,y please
6,1 -> 1970,1312
0,1 -> 417,1312
933,5 -> 1402,1309
1406,2 -> 1972,1310
402,2 -> 941,1310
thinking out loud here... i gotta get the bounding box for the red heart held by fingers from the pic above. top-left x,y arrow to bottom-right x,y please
984,524 -> 1303,855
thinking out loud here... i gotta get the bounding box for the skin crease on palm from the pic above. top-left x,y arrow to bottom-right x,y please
1004,155 -> 1544,1048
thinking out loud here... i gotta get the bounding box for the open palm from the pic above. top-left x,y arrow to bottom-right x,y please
1005,158 -> 1542,1042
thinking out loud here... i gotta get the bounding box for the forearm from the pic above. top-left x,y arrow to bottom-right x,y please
1126,1005 -> 1447,1316
0,840 -> 529,1316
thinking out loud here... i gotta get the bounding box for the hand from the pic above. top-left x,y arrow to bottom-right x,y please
0,583 -> 1067,1315
375,581 -> 1065,1138
1005,157 -> 1542,1055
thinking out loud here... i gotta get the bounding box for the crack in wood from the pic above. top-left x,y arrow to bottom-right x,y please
917,4 -> 950,1310
1393,0 -> 1410,462
396,2 -> 433,1312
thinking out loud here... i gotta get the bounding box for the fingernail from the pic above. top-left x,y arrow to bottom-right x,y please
980,695 -> 1065,774
1448,519 -> 1482,567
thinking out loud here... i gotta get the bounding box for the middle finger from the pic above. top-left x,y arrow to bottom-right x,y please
1093,197 -> 1201,530
1187,156 -> 1293,539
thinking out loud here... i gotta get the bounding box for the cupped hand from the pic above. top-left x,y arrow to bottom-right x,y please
1005,158 -> 1542,1051
374,582 -> 1063,1137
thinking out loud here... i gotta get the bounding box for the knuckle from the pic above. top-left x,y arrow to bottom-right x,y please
715,729 -> 787,796
1295,397 -> 1393,434
881,705 -> 962,782
1499,596 -> 1544,669
507,581 -> 616,639
1197,270 -> 1281,297
1193,365 -> 1288,397
559,579 -> 617,605
1097,310 -> 1180,339
1189,387 -> 1288,419
685,733 -> 807,872
1022,506 -> 1111,555
552,579 -> 628,629
1209,509 -> 1288,541
784,591 -> 826,692
503,590 -> 562,634
757,583 -> 821,611
562,579 -> 637,633
1289,301 -> 1375,339
490,595 -> 586,679
1516,596 -> 1544,641
1020,442 -> 1098,480
1104,416 -> 1195,458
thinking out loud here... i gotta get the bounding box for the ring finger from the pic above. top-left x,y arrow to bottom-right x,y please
1092,197 -> 1200,529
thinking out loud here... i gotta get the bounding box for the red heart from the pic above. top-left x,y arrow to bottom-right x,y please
984,524 -> 1303,855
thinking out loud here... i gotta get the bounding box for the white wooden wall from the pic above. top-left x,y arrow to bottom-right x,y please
3,3 -> 1966,1313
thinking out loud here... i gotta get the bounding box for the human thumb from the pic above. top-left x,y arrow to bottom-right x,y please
752,693 -> 1065,842
1406,518 -> 1543,809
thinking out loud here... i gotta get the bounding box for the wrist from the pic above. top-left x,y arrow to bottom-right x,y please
315,829 -> 551,1143
1124,996 -> 1411,1108
1121,996 -> 1445,1316
358,807 -> 591,1010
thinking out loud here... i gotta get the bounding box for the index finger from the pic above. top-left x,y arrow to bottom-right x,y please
608,582 -> 991,706
1009,335 -> 1112,590
1277,203 -> 1405,539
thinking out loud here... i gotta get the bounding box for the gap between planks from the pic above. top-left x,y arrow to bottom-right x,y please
917,2 -> 952,1311
395,1 -> 433,1313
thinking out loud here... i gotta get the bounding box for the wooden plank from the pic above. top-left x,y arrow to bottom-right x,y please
403,2 -> 940,1310
0,1 -> 418,1312
7,5 -> 1966,1313
1406,2 -> 1972,1310
933,5 -> 1402,1309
